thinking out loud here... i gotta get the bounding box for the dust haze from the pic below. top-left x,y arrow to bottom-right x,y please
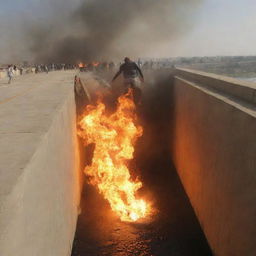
0,0 -> 204,63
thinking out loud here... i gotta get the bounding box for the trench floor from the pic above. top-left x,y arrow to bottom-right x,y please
71,160 -> 212,256
71,132 -> 213,256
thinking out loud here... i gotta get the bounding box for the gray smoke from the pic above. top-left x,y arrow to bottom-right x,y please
0,0 -> 204,63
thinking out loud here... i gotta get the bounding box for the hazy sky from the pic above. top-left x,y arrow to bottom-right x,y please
0,0 -> 255,60
171,0 -> 256,57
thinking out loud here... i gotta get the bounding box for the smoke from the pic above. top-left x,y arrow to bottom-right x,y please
0,0 -> 204,63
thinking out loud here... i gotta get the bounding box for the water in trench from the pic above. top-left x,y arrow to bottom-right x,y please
72,70 -> 213,256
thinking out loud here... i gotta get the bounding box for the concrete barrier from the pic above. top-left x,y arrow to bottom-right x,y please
175,68 -> 256,105
0,71 -> 81,256
171,68 -> 256,255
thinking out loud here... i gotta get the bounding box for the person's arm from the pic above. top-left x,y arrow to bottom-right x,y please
135,64 -> 144,81
112,66 -> 123,82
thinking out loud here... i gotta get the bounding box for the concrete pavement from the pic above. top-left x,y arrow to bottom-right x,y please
0,71 -> 76,194
0,71 -> 82,256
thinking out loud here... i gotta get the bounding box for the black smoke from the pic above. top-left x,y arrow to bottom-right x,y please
0,0 -> 204,63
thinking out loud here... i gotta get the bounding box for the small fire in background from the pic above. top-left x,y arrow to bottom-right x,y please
78,89 -> 150,222
78,62 -> 85,68
92,61 -> 100,67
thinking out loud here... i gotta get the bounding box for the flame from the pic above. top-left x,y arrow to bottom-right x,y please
78,89 -> 150,222
78,62 -> 84,68
92,61 -> 100,67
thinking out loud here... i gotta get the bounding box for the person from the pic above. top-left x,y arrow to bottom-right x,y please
112,57 -> 144,88
7,65 -> 14,84
138,58 -> 142,68
109,61 -> 115,71
45,65 -> 49,73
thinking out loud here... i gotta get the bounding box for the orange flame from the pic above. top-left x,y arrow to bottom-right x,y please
78,62 -> 84,68
92,61 -> 100,67
78,90 -> 150,222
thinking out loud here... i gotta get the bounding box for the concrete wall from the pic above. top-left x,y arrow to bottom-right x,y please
175,68 -> 256,105
0,71 -> 81,256
171,68 -> 256,256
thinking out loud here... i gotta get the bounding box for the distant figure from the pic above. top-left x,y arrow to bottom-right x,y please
7,65 -> 14,84
112,57 -> 144,88
109,62 -> 115,71
78,62 -> 84,72
138,58 -> 142,68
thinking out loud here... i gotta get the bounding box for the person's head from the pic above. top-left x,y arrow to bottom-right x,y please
124,57 -> 131,63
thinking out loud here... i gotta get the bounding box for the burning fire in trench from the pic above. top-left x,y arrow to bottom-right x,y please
77,89 -> 151,222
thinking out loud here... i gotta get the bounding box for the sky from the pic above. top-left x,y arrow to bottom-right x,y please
172,0 -> 256,57
0,0 -> 255,61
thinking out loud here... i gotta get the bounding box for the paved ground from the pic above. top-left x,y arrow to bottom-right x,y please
0,70 -> 82,256
0,71 -> 76,196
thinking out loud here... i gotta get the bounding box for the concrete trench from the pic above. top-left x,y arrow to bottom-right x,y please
72,69 -> 256,256
71,70 -> 213,256
1,69 -> 256,256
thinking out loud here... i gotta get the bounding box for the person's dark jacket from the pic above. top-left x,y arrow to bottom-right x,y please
112,62 -> 144,81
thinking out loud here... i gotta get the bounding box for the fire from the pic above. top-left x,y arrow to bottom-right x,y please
92,61 -> 100,67
78,89 -> 150,222
78,62 -> 84,68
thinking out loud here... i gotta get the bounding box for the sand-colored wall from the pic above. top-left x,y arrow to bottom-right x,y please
171,69 -> 256,256
0,71 -> 81,256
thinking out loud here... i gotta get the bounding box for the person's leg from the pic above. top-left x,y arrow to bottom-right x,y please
130,78 -> 142,105
133,86 -> 142,105
123,78 -> 131,94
